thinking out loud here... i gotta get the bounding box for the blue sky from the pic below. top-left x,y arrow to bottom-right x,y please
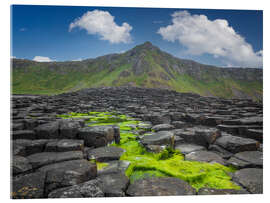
11,5 -> 263,68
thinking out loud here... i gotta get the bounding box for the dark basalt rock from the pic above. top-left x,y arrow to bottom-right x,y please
233,168 -> 263,194
140,131 -> 174,147
208,144 -> 233,159
126,177 -> 196,196
215,135 -> 259,153
97,173 -> 129,197
233,151 -> 263,168
185,150 -> 226,165
59,119 -> 82,139
12,171 -> 46,199
175,144 -> 206,155
151,124 -> 175,132
27,151 -> 84,169
198,188 -> 249,195
12,156 -> 32,175
45,139 -> 84,152
78,126 -> 116,147
97,160 -> 130,176
35,121 -> 60,139
87,146 -> 125,162
12,130 -> 36,140
48,179 -> 104,198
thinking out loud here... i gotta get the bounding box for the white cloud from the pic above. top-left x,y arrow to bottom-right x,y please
69,10 -> 132,44
158,11 -> 263,68
72,58 -> 82,61
33,56 -> 53,62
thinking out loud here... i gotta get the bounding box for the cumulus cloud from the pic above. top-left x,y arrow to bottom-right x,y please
33,56 -> 53,62
157,11 -> 263,68
69,10 -> 132,44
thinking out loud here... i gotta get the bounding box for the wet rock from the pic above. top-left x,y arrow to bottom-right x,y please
215,135 -> 258,153
152,124 -> 175,132
12,156 -> 32,175
12,130 -> 36,140
45,139 -> 84,152
175,144 -> 206,155
233,168 -> 263,194
87,146 -> 124,162
185,151 -> 226,165
141,131 -> 174,147
126,177 -> 196,196
145,145 -> 166,153
198,187 -> 249,195
27,151 -> 83,169
97,173 -> 129,196
78,126 -> 116,147
48,179 -> 104,198
35,121 -> 60,139
12,171 -> 46,199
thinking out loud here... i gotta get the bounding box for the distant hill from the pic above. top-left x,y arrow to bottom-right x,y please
12,42 -> 263,101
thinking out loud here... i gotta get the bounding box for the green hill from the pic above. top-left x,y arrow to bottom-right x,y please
12,42 -> 263,101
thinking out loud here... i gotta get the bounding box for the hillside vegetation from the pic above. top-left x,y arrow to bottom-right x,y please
12,42 -> 263,101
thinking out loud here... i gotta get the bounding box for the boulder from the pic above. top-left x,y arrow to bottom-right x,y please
233,168 -> 263,194
227,157 -> 252,169
27,151 -> 83,169
87,146 -> 124,162
175,144 -> 206,155
126,177 -> 196,196
233,151 -> 263,168
215,135 -> 259,153
140,131 -> 174,147
48,179 -> 104,198
151,124 -> 175,132
194,128 -> 221,147
59,119 -> 81,139
12,171 -> 46,199
78,126 -> 117,147
97,173 -> 129,196
185,151 -> 226,165
208,144 -> 233,159
35,121 -> 60,139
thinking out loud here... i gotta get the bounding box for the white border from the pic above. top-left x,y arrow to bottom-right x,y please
1,0 -> 269,203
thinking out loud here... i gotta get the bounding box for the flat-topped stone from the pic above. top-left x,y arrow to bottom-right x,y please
233,151 -> 263,168
87,146 -> 124,162
141,131 -> 174,147
151,124 -> 175,132
45,139 -> 84,152
233,168 -> 263,194
215,135 -> 258,153
12,156 -> 32,175
12,171 -> 46,199
48,179 -> 104,198
27,151 -> 83,169
185,150 -> 226,165
126,177 -> 196,196
175,144 -> 206,154
12,130 -> 36,140
198,187 -> 249,195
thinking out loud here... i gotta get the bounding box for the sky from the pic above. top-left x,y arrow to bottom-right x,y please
11,5 -> 263,68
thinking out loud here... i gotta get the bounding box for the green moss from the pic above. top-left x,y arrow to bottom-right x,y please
59,111 -> 241,191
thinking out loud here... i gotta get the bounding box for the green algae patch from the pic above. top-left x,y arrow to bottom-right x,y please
58,111 -> 240,191
89,160 -> 109,170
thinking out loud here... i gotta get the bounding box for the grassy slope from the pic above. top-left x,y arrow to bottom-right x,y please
12,50 -> 262,100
